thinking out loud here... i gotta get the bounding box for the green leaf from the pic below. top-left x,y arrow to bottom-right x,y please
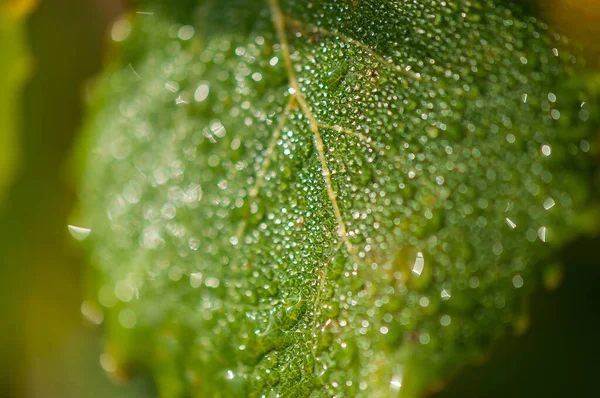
78,1 -> 598,396
0,1 -> 33,206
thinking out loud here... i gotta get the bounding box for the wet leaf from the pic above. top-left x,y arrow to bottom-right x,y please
78,1 -> 599,396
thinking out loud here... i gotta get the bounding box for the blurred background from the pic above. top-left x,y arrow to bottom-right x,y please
0,0 -> 599,397
0,0 -> 153,397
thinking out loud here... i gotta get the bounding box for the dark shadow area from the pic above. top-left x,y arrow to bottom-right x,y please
433,236 -> 600,398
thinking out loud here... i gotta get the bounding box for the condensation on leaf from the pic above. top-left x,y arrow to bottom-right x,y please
78,0 -> 598,397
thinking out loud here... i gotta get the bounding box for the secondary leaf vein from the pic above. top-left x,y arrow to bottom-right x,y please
269,0 -> 355,258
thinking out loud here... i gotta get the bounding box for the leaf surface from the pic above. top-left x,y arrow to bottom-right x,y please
79,1 -> 598,396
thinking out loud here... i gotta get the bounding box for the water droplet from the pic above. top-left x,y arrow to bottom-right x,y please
99,353 -> 116,373
580,140 -> 591,152
190,272 -> 203,288
114,280 -> 135,302
206,277 -> 220,288
512,274 -> 524,288
440,315 -> 451,326
111,18 -> 131,42
68,225 -> 91,241
81,301 -> 103,325
390,375 -> 402,391
505,218 -> 517,229
411,252 -> 425,276
168,266 -> 182,281
543,197 -> 555,210
469,276 -> 480,288
194,82 -> 210,102
178,25 -> 195,40
440,289 -> 451,300
175,95 -> 189,105
98,284 -> 117,308
165,81 -> 180,92
538,226 -> 547,242
541,144 -> 552,157
118,309 -> 137,328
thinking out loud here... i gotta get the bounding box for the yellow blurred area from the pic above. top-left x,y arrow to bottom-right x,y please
1,0 -> 38,19
1,1 -> 152,397
0,0 -> 34,206
538,0 -> 600,65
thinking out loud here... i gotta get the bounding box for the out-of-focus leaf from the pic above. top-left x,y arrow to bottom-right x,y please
0,0 -> 36,206
538,0 -> 600,64
78,1 -> 598,397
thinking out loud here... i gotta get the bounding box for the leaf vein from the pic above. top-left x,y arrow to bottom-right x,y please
284,15 -> 422,82
236,96 -> 296,240
269,0 -> 356,259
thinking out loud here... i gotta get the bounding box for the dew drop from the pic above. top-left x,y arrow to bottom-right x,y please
505,218 -> 517,229
194,82 -> 210,102
178,25 -> 195,40
543,197 -> 555,210
512,274 -> 524,288
580,140 -> 591,152
541,144 -> 552,157
190,272 -> 203,288
538,226 -> 547,242
118,309 -> 137,328
206,277 -> 220,288
111,18 -> 131,42
411,252 -> 425,276
99,353 -> 116,373
390,375 -> 402,391
114,280 -> 135,302
68,225 -> 91,241
165,81 -> 180,92
81,301 -> 103,325
440,315 -> 451,326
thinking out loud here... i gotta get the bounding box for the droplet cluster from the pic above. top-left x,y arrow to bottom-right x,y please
79,0 -> 597,397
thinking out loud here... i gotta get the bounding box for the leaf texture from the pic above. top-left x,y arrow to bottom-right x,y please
78,1 -> 598,396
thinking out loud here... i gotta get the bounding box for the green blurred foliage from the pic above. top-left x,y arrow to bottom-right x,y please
0,1 -> 31,206
0,0 -> 152,397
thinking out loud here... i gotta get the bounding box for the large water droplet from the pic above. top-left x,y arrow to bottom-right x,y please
68,225 -> 91,241
411,251 -> 425,276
